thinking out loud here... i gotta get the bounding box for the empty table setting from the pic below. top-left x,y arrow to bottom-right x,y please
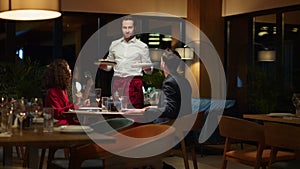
243,113 -> 300,125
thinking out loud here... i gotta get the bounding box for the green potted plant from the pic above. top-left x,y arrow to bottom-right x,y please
0,58 -> 45,99
247,65 -> 291,114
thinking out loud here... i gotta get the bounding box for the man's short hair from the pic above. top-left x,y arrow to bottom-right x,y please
122,15 -> 135,26
162,48 -> 182,72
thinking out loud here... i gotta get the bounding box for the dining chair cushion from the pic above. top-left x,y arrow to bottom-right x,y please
219,116 -> 296,169
48,118 -> 134,169
226,149 -> 295,165
270,160 -> 300,169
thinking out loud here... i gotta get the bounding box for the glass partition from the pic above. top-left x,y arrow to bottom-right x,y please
283,10 -> 300,92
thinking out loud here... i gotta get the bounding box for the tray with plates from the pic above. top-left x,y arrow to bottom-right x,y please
94,59 -> 116,66
77,107 -> 102,111
54,125 -> 94,133
131,63 -> 153,68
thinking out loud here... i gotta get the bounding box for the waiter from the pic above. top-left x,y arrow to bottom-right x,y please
99,16 -> 152,108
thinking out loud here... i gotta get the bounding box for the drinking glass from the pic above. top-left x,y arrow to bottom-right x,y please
43,108 -> 54,132
15,97 -> 27,136
119,96 -> 129,110
94,88 -> 102,107
101,97 -> 108,110
18,112 -> 27,136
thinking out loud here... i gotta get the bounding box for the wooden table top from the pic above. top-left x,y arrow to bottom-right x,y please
243,113 -> 300,125
0,127 -> 115,147
0,126 -> 115,168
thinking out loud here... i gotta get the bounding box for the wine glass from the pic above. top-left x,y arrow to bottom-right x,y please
94,88 -> 102,108
30,98 -> 40,132
15,97 -> 27,136
18,111 -> 27,136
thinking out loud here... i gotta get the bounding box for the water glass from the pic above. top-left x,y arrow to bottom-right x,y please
120,96 -> 129,110
101,97 -> 108,110
0,106 -> 12,135
43,108 -> 54,132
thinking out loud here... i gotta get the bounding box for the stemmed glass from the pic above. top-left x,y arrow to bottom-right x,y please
18,111 -> 27,136
94,88 -> 102,108
30,98 -> 40,132
16,98 -> 27,136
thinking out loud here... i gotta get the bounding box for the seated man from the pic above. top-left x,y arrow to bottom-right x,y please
125,48 -> 192,124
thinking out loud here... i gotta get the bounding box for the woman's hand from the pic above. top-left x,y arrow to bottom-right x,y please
82,99 -> 90,107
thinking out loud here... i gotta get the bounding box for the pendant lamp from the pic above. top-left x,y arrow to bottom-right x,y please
0,0 -> 61,21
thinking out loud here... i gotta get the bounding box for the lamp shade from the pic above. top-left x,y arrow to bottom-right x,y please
149,48 -> 163,62
258,50 -> 276,62
0,0 -> 61,21
175,47 -> 194,60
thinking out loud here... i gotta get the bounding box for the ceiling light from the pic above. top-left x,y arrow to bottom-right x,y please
0,0 -> 61,21
258,31 -> 268,36
175,47 -> 194,60
260,26 -> 268,31
292,28 -> 298,33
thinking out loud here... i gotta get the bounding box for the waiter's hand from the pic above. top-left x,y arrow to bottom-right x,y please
143,66 -> 153,74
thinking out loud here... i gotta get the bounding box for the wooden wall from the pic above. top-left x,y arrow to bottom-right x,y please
222,0 -> 300,16
61,0 -> 187,17
186,0 -> 225,98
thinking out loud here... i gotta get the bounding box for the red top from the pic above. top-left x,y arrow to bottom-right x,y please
45,88 -> 79,125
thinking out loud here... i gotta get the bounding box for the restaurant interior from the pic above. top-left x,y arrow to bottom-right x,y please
0,0 -> 300,169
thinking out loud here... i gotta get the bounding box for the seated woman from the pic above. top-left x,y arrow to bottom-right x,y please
43,59 -> 90,125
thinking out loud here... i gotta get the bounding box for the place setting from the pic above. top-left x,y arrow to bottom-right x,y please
53,125 -> 94,134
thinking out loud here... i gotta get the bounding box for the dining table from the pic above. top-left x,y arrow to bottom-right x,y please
0,126 -> 115,169
64,108 -> 144,125
243,113 -> 300,125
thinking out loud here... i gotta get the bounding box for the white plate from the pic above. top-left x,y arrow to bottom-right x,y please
79,107 -> 102,110
32,118 -> 59,123
33,117 -> 44,123
95,59 -> 117,66
131,63 -> 153,68
120,109 -> 136,112
267,113 -> 295,117
54,125 -> 94,133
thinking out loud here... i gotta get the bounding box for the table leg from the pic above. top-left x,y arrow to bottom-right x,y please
3,146 -> 13,166
27,146 -> 39,169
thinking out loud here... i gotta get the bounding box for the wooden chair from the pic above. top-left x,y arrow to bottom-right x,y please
47,118 -> 135,169
264,122 -> 300,169
219,116 -> 295,169
64,124 -> 175,169
165,111 -> 205,169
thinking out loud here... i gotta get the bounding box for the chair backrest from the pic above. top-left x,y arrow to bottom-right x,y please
104,124 -> 176,157
89,118 -> 134,134
219,116 -> 265,144
163,111 -> 205,131
121,124 -> 174,138
264,122 -> 300,151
